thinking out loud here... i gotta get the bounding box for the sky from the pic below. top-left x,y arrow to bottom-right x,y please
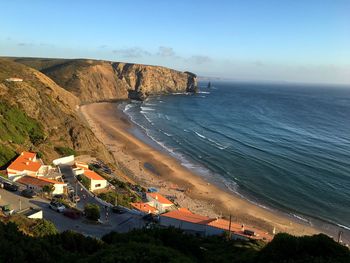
1,0 -> 349,84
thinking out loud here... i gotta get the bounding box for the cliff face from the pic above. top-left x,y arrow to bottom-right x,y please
0,58 -> 114,163
112,62 -> 197,100
13,58 -> 198,102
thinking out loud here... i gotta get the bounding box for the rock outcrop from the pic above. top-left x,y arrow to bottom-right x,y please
13,58 -> 198,102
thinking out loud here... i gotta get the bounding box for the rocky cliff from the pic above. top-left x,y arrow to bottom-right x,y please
13,58 -> 198,102
0,58 -> 114,163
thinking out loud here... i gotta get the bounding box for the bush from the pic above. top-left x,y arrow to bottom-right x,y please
98,191 -> 139,208
84,203 -> 100,221
77,174 -> 90,189
54,146 -> 76,156
0,144 -> 16,167
31,219 -> 58,237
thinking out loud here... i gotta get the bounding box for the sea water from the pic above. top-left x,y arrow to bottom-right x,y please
121,81 -> 350,231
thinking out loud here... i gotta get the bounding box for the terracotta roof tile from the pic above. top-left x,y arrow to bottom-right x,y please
146,192 -> 173,205
131,202 -> 158,213
7,152 -> 41,173
83,169 -> 105,181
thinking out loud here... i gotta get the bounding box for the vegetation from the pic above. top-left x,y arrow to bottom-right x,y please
42,184 -> 55,196
4,215 -> 58,237
84,203 -> 100,221
31,219 -> 58,237
54,146 -> 76,156
0,220 -> 348,263
0,100 -> 45,146
98,190 -> 141,208
0,143 -> 16,167
77,174 -> 90,189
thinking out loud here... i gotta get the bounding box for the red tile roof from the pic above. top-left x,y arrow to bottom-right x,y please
83,169 -> 105,181
131,202 -> 158,214
161,209 -> 212,224
146,192 -> 173,205
17,176 -> 64,187
7,152 -> 41,173
75,161 -> 89,169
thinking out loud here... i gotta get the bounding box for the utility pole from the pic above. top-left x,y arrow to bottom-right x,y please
228,214 -> 232,240
338,230 -> 343,243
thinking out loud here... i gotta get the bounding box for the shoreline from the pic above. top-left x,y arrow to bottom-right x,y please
79,101 -> 346,240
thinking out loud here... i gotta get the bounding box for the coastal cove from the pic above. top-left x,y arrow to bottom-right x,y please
79,81 -> 350,243
80,102 -> 320,238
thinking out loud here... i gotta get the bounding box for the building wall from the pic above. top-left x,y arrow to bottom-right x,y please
52,184 -> 65,195
27,210 -> 43,219
147,197 -> 174,213
159,216 -> 206,235
90,179 -> 107,191
52,155 -> 75,166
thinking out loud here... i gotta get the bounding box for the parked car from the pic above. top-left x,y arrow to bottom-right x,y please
69,193 -> 80,203
63,209 -> 82,219
49,201 -> 66,212
21,189 -> 37,198
111,206 -> 127,214
53,194 -> 65,200
3,182 -> 18,192
67,186 -> 75,193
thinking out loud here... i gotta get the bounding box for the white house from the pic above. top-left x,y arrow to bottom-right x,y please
82,169 -> 107,191
146,192 -> 174,213
6,152 -> 42,180
17,175 -> 66,195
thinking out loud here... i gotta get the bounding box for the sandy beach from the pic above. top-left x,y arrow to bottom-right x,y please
79,102 -> 321,237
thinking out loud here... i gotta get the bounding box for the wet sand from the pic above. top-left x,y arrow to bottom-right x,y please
80,102 -> 323,237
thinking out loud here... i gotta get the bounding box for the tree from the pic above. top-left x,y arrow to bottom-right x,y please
42,184 -> 55,196
84,203 -> 100,221
31,219 -> 58,237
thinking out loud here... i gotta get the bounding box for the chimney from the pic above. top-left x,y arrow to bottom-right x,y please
26,162 -> 30,165
241,224 -> 245,231
21,152 -> 24,156
155,195 -> 158,200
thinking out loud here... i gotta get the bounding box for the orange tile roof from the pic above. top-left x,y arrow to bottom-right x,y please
161,209 -> 212,224
206,218 -> 242,232
131,202 -> 158,214
75,161 -> 89,169
7,152 -> 41,173
83,169 -> 105,181
17,176 -> 64,187
207,219 -> 273,241
147,192 -> 174,205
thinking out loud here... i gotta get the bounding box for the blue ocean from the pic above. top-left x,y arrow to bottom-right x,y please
121,81 -> 350,230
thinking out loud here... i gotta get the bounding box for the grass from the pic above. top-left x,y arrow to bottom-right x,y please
0,144 -> 16,167
54,146 -> 76,156
0,100 -> 45,146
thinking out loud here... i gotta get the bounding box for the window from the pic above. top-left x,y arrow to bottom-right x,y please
95,184 -> 101,188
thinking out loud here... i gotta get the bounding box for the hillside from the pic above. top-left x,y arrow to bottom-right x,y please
0,58 -> 113,164
1,219 -> 349,263
11,57 -> 198,102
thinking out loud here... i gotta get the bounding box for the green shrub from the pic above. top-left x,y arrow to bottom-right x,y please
0,101 -> 45,145
54,146 -> 76,156
77,174 -> 90,189
0,144 -> 16,167
31,219 -> 58,237
84,203 -> 100,221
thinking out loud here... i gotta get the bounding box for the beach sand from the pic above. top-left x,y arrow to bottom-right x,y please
80,102 -> 321,237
